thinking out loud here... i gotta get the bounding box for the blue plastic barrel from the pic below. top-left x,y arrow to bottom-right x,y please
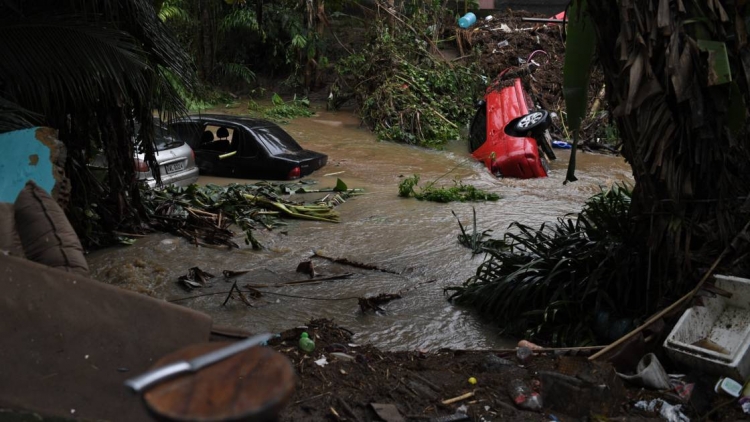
458,12 -> 476,29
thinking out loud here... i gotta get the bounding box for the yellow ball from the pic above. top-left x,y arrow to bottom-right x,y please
468,377 -> 477,385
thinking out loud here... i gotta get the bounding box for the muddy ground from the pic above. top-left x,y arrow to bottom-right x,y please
270,320 -> 747,421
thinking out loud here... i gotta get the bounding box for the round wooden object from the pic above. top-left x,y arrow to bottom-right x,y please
143,342 -> 295,421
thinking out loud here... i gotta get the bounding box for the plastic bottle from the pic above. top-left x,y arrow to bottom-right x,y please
299,332 -> 315,353
508,379 -> 543,411
458,12 -> 476,29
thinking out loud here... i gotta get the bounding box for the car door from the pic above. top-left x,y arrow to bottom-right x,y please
234,127 -> 272,179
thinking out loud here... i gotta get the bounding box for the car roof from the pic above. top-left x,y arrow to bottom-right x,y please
173,114 -> 282,131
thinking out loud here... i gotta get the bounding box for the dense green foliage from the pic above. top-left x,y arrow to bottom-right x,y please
248,94 -> 314,123
446,185 -> 646,346
332,6 -> 485,147
159,0 -> 350,98
398,174 -> 500,203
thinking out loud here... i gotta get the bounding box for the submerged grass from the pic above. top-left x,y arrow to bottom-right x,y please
446,184 -> 646,346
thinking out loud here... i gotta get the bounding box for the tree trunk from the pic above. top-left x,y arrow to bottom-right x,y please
583,0 -> 750,302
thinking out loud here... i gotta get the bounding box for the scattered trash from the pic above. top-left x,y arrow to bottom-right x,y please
516,346 -> 534,364
741,399 -> 750,414
663,274 -> 750,380
714,376 -> 743,397
539,366 -> 624,418
314,356 -> 328,367
330,352 -> 355,361
468,377 -> 477,385
484,15 -> 493,22
617,353 -> 671,390
634,399 -> 690,422
497,40 -> 509,48
670,378 -> 695,402
299,332 -> 316,353
458,12 -> 476,29
552,140 -> 572,149
508,379 -> 542,411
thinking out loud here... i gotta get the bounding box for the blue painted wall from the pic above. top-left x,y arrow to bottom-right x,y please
0,127 -> 56,202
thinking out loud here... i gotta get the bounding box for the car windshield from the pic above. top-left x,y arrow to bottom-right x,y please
252,124 -> 303,155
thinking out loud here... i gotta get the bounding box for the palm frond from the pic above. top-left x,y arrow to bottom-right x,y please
0,97 -> 41,133
0,18 -> 152,119
220,7 -> 259,33
158,1 -> 189,23
212,62 -> 256,85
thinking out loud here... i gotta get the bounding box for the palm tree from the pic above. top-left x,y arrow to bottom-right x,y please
0,0 -> 196,246
566,0 -> 750,307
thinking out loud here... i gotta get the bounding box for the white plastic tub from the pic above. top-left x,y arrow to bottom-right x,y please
664,275 -> 750,380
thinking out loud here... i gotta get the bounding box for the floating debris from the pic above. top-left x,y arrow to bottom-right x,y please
177,267 -> 216,291
141,180 -> 362,249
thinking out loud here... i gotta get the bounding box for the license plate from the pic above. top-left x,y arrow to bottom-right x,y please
165,161 -> 186,174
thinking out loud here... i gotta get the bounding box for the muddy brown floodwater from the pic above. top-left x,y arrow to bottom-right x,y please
87,109 -> 633,351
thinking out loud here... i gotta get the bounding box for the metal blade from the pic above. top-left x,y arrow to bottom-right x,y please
189,333 -> 274,370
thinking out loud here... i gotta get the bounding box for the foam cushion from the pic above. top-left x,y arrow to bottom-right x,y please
0,202 -> 25,257
14,180 -> 88,273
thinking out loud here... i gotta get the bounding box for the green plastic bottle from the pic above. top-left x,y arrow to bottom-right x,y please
299,332 -> 315,353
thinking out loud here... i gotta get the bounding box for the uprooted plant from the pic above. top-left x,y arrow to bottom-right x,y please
398,174 -> 500,203
445,184 -> 648,346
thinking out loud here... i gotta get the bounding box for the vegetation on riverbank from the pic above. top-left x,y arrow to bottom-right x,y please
446,185 -> 643,345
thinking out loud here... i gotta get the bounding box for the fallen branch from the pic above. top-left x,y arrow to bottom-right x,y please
441,391 -> 474,405
312,251 -> 401,274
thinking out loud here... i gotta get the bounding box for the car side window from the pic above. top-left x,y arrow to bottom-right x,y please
469,102 -> 487,153
199,125 -> 235,153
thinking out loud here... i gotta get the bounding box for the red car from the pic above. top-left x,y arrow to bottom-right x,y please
469,78 -> 555,179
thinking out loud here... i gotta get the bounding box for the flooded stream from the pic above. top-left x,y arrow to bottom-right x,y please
87,109 -> 633,351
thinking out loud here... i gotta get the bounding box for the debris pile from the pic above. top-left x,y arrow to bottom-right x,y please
457,10 -> 614,148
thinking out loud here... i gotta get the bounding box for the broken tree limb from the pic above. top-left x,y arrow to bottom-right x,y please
312,251 -> 401,274
441,391 -> 474,405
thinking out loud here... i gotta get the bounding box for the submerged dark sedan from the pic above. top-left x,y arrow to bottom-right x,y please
167,114 -> 328,180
